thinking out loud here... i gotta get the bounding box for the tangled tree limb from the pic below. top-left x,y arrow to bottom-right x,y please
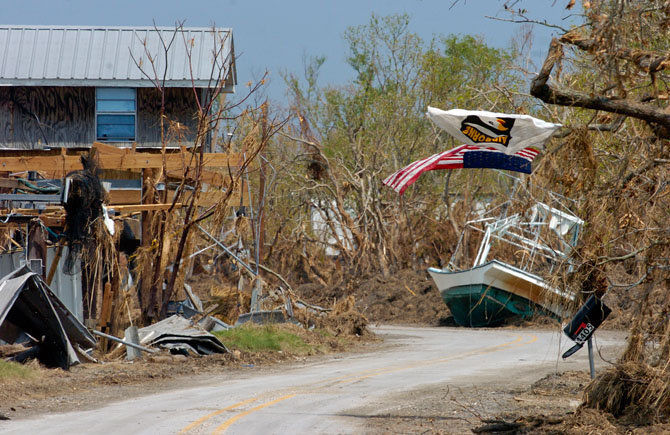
530,39 -> 670,136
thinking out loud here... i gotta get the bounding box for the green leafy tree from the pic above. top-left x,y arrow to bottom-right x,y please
267,13 -> 527,282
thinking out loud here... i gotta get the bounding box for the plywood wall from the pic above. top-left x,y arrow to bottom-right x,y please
0,86 -> 203,149
0,86 -> 95,148
136,87 -> 200,147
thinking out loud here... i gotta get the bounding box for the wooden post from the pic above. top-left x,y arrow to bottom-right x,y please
257,159 -> 266,263
110,250 -> 122,338
257,103 -> 268,264
27,220 -> 47,279
98,282 -> 113,351
140,168 -> 157,321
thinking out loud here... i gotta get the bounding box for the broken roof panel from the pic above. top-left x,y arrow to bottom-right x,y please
0,266 -> 96,369
138,315 -> 228,356
0,25 -> 236,89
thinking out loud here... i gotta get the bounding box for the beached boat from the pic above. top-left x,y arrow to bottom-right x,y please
429,202 -> 581,327
428,260 -> 573,327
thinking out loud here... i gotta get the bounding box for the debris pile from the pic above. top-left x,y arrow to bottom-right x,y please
0,137 -> 296,366
138,315 -> 228,356
0,267 -> 96,369
294,269 -> 447,326
291,295 -> 369,337
584,361 -> 670,424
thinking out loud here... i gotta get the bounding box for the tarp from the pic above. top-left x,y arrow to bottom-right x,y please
0,266 -> 96,369
426,107 -> 561,154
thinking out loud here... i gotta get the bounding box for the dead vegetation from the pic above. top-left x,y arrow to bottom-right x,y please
520,1 -> 670,424
254,2 -> 670,427
584,361 -> 670,424
294,269 -> 448,326
0,6 -> 668,429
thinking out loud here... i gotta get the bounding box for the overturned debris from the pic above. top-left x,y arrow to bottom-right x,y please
0,266 -> 96,369
291,295 -> 370,337
138,315 -> 228,356
235,310 -> 289,326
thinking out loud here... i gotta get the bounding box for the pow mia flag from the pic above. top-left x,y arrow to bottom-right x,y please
426,107 -> 561,155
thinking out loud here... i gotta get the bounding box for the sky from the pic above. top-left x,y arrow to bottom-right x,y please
3,0 -> 580,104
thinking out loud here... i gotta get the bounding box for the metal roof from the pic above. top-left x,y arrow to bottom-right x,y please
0,25 -> 236,89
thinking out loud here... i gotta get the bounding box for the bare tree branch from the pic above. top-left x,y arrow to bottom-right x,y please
530,39 -> 670,134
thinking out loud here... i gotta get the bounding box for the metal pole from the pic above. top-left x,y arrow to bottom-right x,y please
250,277 -> 261,312
196,224 -> 256,276
91,329 -> 157,354
587,337 -> 595,379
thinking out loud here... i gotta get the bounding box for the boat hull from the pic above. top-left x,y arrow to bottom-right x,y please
428,260 -> 572,327
438,284 -> 544,327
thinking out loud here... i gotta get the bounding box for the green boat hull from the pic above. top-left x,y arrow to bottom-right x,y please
441,284 -> 546,327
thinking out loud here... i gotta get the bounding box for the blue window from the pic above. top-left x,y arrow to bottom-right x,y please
96,88 -> 136,141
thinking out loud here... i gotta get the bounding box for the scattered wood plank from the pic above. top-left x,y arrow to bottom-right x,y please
0,179 -> 21,188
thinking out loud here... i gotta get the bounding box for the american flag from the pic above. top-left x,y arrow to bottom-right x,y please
383,145 -> 540,194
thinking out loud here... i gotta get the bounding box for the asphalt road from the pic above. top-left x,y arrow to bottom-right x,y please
0,326 -> 622,434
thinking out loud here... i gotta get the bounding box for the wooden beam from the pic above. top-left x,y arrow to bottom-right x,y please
0,213 -> 64,227
46,245 -> 64,286
0,147 -> 241,173
109,203 -> 184,212
0,207 -> 62,214
107,186 -> 247,206
165,168 -> 236,187
0,179 -> 21,188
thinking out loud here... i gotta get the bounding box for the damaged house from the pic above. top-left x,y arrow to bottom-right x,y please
0,25 -> 235,150
0,25 -> 240,365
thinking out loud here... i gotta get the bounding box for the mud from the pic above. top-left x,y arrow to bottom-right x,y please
360,368 -> 670,434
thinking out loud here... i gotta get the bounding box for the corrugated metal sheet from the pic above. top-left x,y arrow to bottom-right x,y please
0,266 -> 95,369
0,247 -> 83,321
0,25 -> 236,89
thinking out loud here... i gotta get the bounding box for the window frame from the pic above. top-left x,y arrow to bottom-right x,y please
95,87 -> 137,142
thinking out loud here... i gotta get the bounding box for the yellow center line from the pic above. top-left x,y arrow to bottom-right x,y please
211,395 -> 296,435
524,334 -> 538,344
179,398 -> 258,433
180,332 -> 538,433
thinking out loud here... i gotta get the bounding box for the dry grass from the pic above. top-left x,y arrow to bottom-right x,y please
584,361 -> 670,424
292,295 -> 370,337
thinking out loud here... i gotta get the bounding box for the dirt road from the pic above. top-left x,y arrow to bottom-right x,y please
0,326 -> 623,434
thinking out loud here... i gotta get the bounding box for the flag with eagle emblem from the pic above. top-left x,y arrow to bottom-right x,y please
426,106 -> 561,155
382,107 -> 559,194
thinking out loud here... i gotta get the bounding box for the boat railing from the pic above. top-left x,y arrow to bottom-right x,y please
449,201 -> 583,275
